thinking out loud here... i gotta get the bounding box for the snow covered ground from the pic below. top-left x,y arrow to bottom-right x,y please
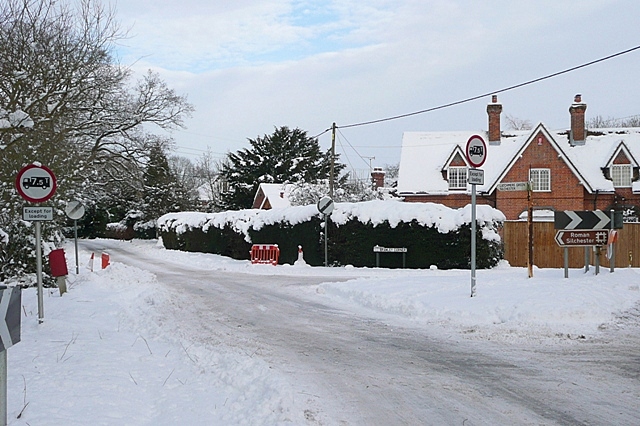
5,238 -> 640,425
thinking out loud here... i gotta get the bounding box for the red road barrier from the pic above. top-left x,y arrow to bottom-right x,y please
101,252 -> 110,269
49,248 -> 68,277
250,244 -> 280,265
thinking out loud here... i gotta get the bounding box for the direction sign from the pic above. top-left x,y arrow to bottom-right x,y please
317,196 -> 334,215
468,169 -> 484,185
555,230 -> 608,247
465,135 -> 487,168
497,182 -> 529,192
65,201 -> 85,220
15,164 -> 57,203
553,210 -> 621,230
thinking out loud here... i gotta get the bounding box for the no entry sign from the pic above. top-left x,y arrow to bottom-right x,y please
15,164 -> 57,203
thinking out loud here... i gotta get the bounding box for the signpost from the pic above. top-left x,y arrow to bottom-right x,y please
555,230 -> 608,247
65,201 -> 86,274
317,197 -> 334,267
553,210 -> 621,277
496,182 -> 529,192
498,181 -> 534,277
465,135 -> 487,297
553,210 -> 620,230
15,164 -> 57,324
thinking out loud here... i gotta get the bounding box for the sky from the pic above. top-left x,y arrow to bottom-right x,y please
6,238 -> 639,424
112,0 -> 640,173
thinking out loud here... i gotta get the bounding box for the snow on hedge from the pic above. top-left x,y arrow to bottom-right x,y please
158,199 -> 505,242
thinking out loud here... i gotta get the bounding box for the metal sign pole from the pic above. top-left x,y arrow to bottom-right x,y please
0,349 -> 5,426
324,214 -> 328,267
74,219 -> 79,274
470,180 -> 477,297
35,221 -> 44,323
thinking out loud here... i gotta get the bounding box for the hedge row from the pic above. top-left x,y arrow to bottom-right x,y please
158,201 -> 504,269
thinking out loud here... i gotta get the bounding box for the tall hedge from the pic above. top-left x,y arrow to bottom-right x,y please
158,201 -> 504,269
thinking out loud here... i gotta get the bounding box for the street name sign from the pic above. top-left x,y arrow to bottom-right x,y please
22,206 -> 54,221
373,246 -> 408,253
468,169 -> 484,185
497,182 -> 529,192
553,210 -> 621,230
555,230 -> 608,247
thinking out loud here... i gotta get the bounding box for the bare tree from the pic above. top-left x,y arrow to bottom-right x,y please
504,114 -> 532,131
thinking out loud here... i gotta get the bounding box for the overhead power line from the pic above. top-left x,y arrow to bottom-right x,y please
316,44 -> 640,133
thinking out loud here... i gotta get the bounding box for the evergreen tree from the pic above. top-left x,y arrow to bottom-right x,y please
219,126 -> 344,210
141,144 -> 194,223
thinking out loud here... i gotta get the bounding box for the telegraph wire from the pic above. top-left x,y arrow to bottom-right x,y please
324,44 -> 640,131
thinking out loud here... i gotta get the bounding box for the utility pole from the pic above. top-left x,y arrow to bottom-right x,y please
330,122 -> 336,199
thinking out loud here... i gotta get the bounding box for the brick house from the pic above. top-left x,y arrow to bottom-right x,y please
252,183 -> 292,210
397,95 -> 640,223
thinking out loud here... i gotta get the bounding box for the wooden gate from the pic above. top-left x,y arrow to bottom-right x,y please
503,221 -> 640,268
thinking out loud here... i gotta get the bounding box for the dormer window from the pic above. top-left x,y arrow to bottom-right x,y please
611,164 -> 632,187
448,166 -> 468,190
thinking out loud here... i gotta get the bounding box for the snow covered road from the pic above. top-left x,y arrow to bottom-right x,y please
80,240 -> 640,425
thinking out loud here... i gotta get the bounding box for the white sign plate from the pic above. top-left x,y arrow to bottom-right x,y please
23,206 -> 54,221
65,201 -> 85,220
497,182 -> 529,192
317,196 -> 334,215
468,169 -> 484,185
465,135 -> 487,168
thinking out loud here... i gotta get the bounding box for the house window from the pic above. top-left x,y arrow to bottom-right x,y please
448,167 -> 467,190
611,164 -> 632,187
529,168 -> 550,192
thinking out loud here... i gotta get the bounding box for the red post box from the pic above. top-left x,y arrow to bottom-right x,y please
49,248 -> 69,277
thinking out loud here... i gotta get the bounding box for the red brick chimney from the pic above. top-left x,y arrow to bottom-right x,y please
569,94 -> 587,146
371,167 -> 385,189
486,94 -> 502,145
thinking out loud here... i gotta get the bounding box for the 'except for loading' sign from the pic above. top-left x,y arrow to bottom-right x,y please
15,164 -> 57,203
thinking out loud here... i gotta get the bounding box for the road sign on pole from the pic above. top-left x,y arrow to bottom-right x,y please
15,164 -> 56,325
497,182 -> 529,192
465,134 -> 487,168
15,164 -> 57,203
555,230 -> 608,247
0,287 -> 21,426
465,134 -> 486,297
554,210 -> 621,230
66,201 -> 86,274
317,197 -> 334,267
468,169 -> 484,185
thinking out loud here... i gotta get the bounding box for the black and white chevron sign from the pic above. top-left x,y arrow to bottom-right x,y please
0,287 -> 21,352
554,210 -> 611,230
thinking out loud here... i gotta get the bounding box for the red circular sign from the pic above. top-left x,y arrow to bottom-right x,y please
15,164 -> 57,203
465,135 -> 487,168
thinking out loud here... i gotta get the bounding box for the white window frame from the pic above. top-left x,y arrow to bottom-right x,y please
448,166 -> 468,190
529,168 -> 550,192
611,164 -> 632,188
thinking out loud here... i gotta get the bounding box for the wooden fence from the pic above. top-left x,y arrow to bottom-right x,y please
503,221 -> 640,268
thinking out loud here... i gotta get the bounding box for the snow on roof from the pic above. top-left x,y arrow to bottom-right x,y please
397,125 -> 640,195
255,183 -> 292,209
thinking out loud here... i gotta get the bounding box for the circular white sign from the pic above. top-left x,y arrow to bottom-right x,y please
15,164 -> 57,203
317,196 -> 334,215
465,135 -> 487,168
65,201 -> 85,220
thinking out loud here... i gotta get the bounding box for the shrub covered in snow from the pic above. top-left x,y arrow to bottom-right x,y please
158,200 -> 504,269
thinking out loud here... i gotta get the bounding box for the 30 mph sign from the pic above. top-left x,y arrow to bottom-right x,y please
465,135 -> 487,168
15,164 -> 57,203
